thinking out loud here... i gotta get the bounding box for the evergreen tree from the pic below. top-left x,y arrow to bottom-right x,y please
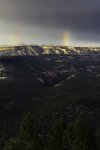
63,113 -> 96,150
3,113 -> 43,150
19,113 -> 34,142
95,129 -> 100,150
45,119 -> 65,150
3,138 -> 26,150
19,113 -> 39,150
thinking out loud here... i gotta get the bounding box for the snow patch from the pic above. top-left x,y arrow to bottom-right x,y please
0,76 -> 7,80
36,78 -> 44,83
67,74 -> 76,80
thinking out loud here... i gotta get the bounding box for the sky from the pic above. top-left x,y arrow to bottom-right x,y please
0,0 -> 100,46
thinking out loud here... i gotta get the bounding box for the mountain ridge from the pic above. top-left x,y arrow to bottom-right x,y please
0,45 -> 100,56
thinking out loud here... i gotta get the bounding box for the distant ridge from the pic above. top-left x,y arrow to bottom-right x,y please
0,45 -> 100,56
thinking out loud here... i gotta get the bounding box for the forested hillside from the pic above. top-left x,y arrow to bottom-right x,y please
0,54 -> 100,149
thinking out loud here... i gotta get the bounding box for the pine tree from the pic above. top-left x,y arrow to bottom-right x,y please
95,129 -> 100,150
19,113 -> 41,150
3,138 -> 26,150
45,119 -> 65,150
3,113 -> 43,150
19,113 -> 34,142
63,113 -> 96,150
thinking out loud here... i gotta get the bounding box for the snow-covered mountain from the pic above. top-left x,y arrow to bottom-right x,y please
0,45 -> 100,56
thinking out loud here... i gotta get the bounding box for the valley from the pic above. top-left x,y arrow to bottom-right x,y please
0,46 -> 100,149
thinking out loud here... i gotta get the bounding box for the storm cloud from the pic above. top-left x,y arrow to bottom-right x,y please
0,0 -> 100,45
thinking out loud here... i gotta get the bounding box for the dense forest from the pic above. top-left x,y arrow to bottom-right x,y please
0,56 -> 100,149
2,112 -> 100,150
1,75 -> 100,150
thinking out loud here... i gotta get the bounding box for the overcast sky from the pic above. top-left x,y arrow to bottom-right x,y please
0,0 -> 100,46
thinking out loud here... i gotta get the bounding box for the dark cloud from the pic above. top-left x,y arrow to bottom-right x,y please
0,0 -> 100,45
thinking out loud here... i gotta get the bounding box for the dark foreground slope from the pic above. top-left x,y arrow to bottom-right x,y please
2,75 -> 100,150
0,55 -> 100,149
32,76 -> 100,131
